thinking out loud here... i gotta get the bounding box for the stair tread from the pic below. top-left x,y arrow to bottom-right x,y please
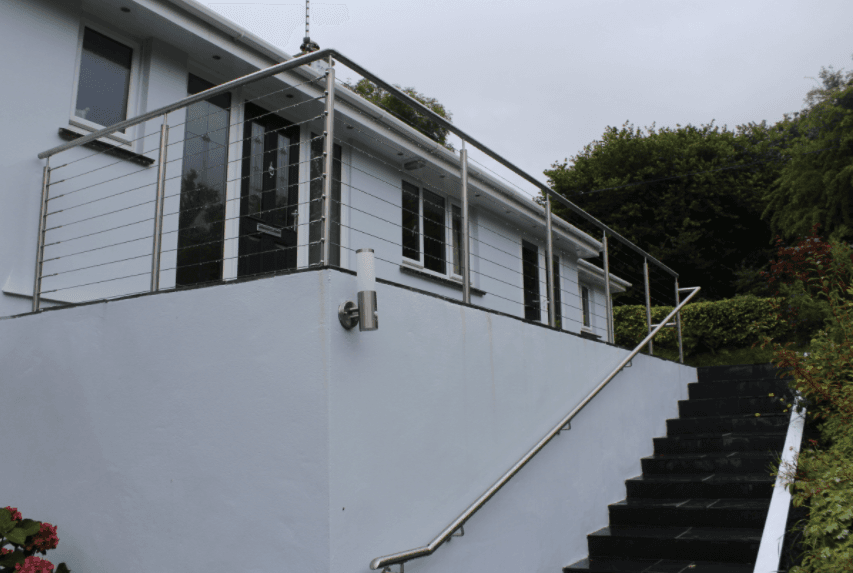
627,472 -> 774,484
565,556 -> 755,572
589,525 -> 763,541
609,497 -> 769,510
657,431 -> 786,440
642,451 -> 777,461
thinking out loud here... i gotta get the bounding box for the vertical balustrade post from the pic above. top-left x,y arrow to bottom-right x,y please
322,57 -> 336,266
602,231 -> 613,343
151,115 -> 169,292
675,278 -> 684,364
460,141 -> 471,304
545,194 -> 555,328
32,160 -> 51,312
643,258 -> 653,355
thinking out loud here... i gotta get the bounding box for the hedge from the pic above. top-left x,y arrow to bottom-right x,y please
613,295 -> 793,357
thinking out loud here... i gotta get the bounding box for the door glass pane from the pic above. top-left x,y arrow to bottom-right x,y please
75,28 -> 132,130
247,122 -> 264,218
581,286 -> 591,327
550,255 -> 562,329
309,137 -> 342,266
422,190 -> 445,274
176,75 -> 231,287
402,182 -> 420,261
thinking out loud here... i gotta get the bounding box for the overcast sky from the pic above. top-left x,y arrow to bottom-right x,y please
200,0 -> 853,193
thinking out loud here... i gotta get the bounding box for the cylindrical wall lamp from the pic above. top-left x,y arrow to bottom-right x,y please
338,248 -> 378,331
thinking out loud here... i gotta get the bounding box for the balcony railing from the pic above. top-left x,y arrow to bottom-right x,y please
35,48 -> 685,357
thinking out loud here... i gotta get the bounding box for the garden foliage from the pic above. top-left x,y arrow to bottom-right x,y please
763,231 -> 853,572
0,508 -> 68,573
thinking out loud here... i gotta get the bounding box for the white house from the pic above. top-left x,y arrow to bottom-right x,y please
0,1 -> 718,573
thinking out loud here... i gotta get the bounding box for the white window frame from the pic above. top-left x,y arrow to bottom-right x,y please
401,181 -> 467,282
68,19 -> 143,147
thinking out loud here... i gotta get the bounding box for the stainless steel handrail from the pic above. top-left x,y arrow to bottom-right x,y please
369,286 -> 701,571
37,48 -> 676,277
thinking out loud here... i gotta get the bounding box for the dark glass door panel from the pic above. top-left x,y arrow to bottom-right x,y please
522,240 -> 541,321
176,74 -> 231,287
238,102 -> 300,277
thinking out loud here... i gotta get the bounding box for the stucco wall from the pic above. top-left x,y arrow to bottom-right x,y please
1,269 -> 693,572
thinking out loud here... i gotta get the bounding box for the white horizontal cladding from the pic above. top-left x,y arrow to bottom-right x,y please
0,268 -> 695,573
578,258 -> 632,293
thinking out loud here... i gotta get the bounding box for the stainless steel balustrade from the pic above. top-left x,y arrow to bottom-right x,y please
34,48 -> 683,353
369,286 -> 701,571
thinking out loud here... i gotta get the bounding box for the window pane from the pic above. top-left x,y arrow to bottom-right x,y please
550,255 -> 562,329
422,190 -> 446,274
581,286 -> 591,327
309,137 -> 342,266
75,28 -> 132,130
452,205 -> 463,276
401,182 -> 420,261
522,240 -> 540,321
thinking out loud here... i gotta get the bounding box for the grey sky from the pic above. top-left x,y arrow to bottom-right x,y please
200,0 -> 853,194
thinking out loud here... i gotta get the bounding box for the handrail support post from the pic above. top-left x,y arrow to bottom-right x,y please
675,278 -> 684,363
602,232 -> 613,343
322,56 -> 336,266
643,258 -> 653,355
151,114 -> 169,292
545,194 -> 556,328
460,141 -> 471,304
32,160 -> 51,312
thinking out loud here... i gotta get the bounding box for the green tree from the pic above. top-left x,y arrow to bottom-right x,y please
545,122 -> 780,299
764,62 -> 853,241
344,79 -> 453,148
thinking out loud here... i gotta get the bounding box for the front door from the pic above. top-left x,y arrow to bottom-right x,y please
238,102 -> 300,277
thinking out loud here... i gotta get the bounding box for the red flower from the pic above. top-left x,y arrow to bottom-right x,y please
4,507 -> 23,521
14,556 -> 54,573
26,523 -> 59,553
0,548 -> 12,555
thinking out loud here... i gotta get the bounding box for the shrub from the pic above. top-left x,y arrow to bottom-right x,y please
0,508 -> 68,573
614,295 -> 792,357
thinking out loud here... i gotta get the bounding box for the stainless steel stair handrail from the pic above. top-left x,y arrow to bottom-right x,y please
369,286 -> 701,571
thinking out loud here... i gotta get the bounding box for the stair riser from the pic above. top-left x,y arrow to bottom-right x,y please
642,456 -> 775,474
678,397 -> 788,418
653,435 -> 785,454
626,480 -> 773,499
608,507 -> 769,528
564,558 -> 755,573
688,380 -> 790,400
588,536 -> 759,563
667,416 -> 788,435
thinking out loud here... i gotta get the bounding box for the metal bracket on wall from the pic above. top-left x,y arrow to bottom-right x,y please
382,565 -> 403,573
556,421 -> 571,435
447,525 -> 465,540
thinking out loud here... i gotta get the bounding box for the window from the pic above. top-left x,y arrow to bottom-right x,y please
401,182 -> 464,276
309,137 -> 342,266
72,25 -> 139,135
548,255 -> 562,329
522,240 -> 541,321
581,285 -> 591,328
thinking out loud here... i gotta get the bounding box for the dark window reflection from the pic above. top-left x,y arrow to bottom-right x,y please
452,204 -> 463,275
522,240 -> 541,321
422,189 -> 445,274
402,181 -> 420,261
75,28 -> 132,131
581,285 -> 591,327
176,74 -> 231,287
549,255 -> 562,329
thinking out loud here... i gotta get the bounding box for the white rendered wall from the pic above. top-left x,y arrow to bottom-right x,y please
1,269 -> 693,572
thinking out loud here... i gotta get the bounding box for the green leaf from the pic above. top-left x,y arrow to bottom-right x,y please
0,509 -> 14,535
17,519 -> 41,537
56,563 -> 71,573
0,549 -> 25,567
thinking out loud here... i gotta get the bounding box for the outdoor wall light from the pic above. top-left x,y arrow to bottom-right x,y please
338,249 -> 379,331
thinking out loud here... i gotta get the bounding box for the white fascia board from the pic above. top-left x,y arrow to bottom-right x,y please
130,0 -> 601,258
578,259 -> 631,293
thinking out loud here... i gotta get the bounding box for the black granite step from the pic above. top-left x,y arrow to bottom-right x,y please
653,432 -> 785,454
697,363 -> 785,383
625,473 -> 775,499
608,497 -> 770,528
564,556 -> 754,572
678,396 -> 788,418
688,379 -> 790,400
586,525 -> 762,563
641,451 -> 776,474
562,364 -> 789,572
667,413 -> 789,435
